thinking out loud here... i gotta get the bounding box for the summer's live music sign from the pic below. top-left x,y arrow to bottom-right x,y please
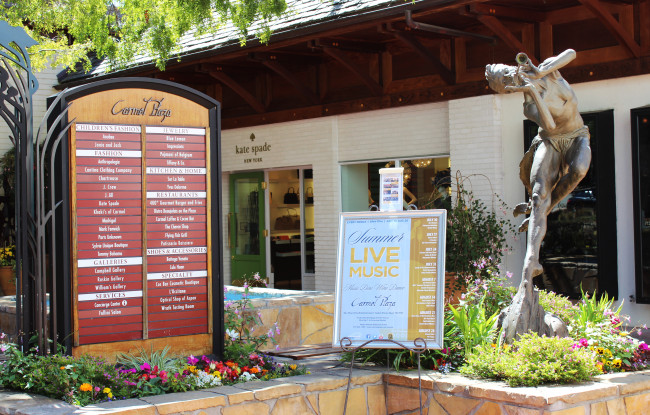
62,78 -> 222,358
333,210 -> 446,349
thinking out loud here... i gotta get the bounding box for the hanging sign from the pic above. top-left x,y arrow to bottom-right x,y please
333,210 -> 446,349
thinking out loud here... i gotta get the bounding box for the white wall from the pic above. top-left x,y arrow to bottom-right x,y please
0,67 -> 61,156
221,117 -> 338,291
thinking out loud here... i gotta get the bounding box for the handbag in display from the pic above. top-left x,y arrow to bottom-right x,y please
283,187 -> 299,204
305,187 -> 314,204
275,208 -> 300,230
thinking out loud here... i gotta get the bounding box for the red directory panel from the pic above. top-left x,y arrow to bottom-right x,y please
74,123 -> 144,345
145,126 -> 209,338
72,123 -> 211,344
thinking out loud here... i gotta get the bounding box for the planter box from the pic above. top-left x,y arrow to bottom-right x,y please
2,368 -> 649,414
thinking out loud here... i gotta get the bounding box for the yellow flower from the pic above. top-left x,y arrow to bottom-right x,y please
604,349 -> 613,358
596,347 -> 605,355
613,359 -> 622,368
79,383 -> 92,392
289,364 -> 297,371
620,331 -> 629,337
103,387 -> 111,394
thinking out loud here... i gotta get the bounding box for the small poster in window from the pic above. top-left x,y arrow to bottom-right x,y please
379,167 -> 403,212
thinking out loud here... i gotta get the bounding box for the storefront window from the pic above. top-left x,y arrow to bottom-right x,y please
342,157 -> 450,212
632,108 -> 650,303
524,111 -> 617,298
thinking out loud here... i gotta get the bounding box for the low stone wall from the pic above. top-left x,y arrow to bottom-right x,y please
0,290 -> 335,349
2,368 -> 650,414
385,370 -> 650,415
243,290 -> 335,348
0,368 -> 384,415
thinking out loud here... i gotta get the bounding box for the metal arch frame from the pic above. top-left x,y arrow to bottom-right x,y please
0,21 -> 75,354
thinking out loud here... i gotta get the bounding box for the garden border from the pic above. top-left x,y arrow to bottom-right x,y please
1,365 -> 649,414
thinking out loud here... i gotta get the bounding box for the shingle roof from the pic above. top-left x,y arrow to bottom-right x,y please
59,0 -> 412,84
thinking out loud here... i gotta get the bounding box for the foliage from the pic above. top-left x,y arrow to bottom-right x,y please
0,244 -> 15,267
116,345 -> 183,375
573,287 -> 621,329
0,338 -> 138,406
445,174 -> 516,291
231,272 -> 268,288
460,333 -> 601,387
224,274 -> 278,361
538,290 -> 577,325
2,0 -> 289,72
460,265 -> 516,317
568,289 -> 650,373
0,330 -> 307,406
339,308 -> 465,373
449,300 -> 499,358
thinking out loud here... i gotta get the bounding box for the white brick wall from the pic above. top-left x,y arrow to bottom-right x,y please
449,95 -> 504,201
338,102 -> 449,162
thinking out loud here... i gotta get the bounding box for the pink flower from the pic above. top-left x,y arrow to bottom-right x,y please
140,362 -> 151,372
639,343 -> 650,352
187,355 -> 199,365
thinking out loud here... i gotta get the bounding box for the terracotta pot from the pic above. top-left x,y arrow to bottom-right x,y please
0,265 -> 16,296
444,272 -> 464,305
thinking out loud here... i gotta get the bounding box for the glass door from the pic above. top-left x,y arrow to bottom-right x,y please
229,172 -> 265,282
268,168 -> 314,289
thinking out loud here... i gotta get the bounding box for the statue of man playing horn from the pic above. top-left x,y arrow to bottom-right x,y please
485,49 -> 590,340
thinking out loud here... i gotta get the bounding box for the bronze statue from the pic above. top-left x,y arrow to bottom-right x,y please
486,49 -> 590,341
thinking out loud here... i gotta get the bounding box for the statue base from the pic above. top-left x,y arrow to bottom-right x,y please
498,280 -> 568,343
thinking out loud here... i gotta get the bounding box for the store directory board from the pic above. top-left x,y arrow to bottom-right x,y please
333,210 -> 446,349
64,79 -> 220,358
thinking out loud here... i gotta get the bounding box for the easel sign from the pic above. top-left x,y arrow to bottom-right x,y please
333,210 -> 446,349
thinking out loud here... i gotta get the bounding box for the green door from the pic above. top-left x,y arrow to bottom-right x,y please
229,172 -> 266,282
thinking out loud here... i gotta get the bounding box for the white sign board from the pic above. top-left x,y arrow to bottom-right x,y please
378,167 -> 404,212
333,210 -> 446,349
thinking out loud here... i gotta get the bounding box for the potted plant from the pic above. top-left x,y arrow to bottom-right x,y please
444,173 -> 516,302
0,244 -> 16,296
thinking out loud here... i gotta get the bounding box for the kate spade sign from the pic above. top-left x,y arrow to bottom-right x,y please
235,133 -> 272,163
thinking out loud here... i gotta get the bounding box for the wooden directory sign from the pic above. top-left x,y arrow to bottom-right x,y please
62,78 -> 221,358
333,210 -> 446,349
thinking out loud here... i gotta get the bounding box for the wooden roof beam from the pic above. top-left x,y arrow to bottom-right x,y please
248,53 -> 320,105
577,0 -> 641,58
310,39 -> 383,96
381,23 -> 455,85
404,10 -> 496,43
475,15 -> 538,65
467,4 -> 546,23
198,63 -> 266,114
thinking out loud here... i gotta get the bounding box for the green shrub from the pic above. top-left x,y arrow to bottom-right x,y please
462,271 -> 516,317
539,290 -> 577,324
461,333 -> 600,387
449,299 -> 499,357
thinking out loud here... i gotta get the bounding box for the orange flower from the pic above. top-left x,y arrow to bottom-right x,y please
250,367 -> 259,374
79,383 -> 92,392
